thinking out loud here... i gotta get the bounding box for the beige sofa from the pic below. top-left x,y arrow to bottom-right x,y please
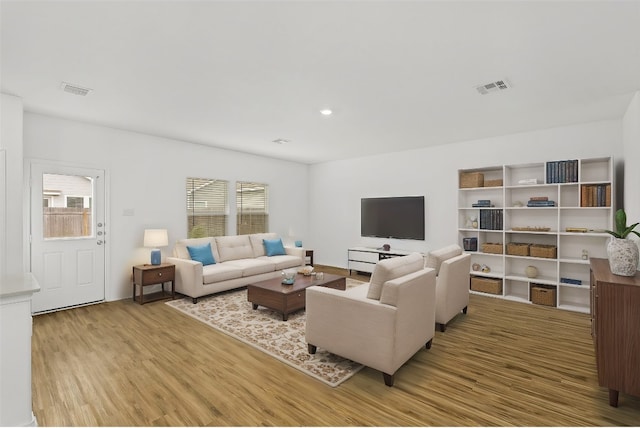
305,253 -> 436,386
167,233 -> 305,303
426,244 -> 471,332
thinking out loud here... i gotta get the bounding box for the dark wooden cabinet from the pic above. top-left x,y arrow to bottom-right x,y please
132,263 -> 175,305
590,258 -> 640,407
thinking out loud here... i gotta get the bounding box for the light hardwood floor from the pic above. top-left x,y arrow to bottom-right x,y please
32,267 -> 640,426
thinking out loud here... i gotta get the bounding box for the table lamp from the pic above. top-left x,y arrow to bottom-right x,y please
144,229 -> 168,265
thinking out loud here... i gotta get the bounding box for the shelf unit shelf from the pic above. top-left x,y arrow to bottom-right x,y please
459,157 -> 613,313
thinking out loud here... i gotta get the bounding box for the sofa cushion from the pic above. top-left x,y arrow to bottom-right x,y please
225,258 -> 275,276
249,233 -> 278,257
257,254 -> 301,270
187,243 -> 216,266
174,237 -> 220,263
425,245 -> 462,276
263,238 -> 286,256
215,235 -> 254,262
366,253 -> 424,300
202,263 -> 244,284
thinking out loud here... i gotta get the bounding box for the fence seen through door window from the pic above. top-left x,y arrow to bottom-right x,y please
42,173 -> 93,238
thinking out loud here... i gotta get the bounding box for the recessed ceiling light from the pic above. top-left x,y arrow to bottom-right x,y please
272,138 -> 290,145
320,109 -> 333,116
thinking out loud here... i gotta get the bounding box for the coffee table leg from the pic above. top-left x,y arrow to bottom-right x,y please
283,313 -> 288,321
252,303 -> 258,310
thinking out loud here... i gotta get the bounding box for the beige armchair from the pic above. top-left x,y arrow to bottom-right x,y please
426,245 -> 471,332
305,253 -> 436,386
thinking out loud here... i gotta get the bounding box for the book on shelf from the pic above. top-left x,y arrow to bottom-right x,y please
565,227 -> 588,233
472,199 -> 493,208
527,200 -> 556,207
560,277 -> 583,286
580,184 -> 611,207
546,159 -> 578,184
479,209 -> 503,230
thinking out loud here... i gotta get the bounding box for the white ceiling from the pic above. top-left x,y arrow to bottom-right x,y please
2,1 -> 640,164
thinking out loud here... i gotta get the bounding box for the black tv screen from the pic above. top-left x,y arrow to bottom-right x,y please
361,196 -> 425,240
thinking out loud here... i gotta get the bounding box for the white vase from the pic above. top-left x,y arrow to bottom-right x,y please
525,265 -> 538,278
606,237 -> 639,277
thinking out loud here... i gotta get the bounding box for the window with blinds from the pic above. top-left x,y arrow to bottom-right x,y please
186,178 -> 228,238
236,181 -> 269,235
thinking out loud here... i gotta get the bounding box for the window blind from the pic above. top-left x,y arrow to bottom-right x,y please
186,177 -> 228,238
236,181 -> 268,235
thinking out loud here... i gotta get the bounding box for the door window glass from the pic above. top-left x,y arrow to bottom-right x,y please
43,173 -> 93,238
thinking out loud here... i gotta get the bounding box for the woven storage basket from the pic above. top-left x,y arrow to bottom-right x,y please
531,284 -> 557,307
470,277 -> 502,294
530,244 -> 557,259
481,242 -> 503,254
460,172 -> 484,188
506,242 -> 530,256
484,179 -> 503,187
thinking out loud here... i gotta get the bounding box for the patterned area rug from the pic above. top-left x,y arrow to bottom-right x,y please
165,278 -> 365,387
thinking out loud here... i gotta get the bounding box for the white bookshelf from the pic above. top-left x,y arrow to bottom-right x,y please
458,157 -> 613,314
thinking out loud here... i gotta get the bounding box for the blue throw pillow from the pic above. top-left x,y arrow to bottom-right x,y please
187,243 -> 216,266
263,238 -> 286,256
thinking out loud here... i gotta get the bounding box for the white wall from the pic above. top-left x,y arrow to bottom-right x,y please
622,90 -> 640,268
23,113 -> 310,301
309,119 -> 624,268
0,94 -> 25,277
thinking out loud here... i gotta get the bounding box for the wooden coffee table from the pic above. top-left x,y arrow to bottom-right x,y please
247,273 -> 346,321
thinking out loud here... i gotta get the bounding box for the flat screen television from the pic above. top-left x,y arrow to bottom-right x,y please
361,196 -> 425,240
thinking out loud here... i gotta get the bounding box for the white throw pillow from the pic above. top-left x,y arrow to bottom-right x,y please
366,253 -> 424,300
425,245 -> 462,276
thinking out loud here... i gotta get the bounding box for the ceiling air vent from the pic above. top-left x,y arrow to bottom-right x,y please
475,79 -> 511,95
60,82 -> 92,96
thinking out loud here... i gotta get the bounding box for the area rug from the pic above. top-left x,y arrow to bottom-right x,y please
165,278 -> 365,387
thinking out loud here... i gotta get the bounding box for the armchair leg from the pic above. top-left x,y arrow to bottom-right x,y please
462,305 -> 468,314
426,339 -> 433,349
192,297 -> 198,304
383,373 -> 394,387
308,344 -> 317,354
438,322 -> 446,332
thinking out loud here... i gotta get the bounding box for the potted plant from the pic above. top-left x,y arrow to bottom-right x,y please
605,209 -> 640,276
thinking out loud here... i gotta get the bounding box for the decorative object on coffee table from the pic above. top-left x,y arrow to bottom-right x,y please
281,269 -> 296,285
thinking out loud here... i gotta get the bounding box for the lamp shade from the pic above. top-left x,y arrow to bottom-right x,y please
143,229 -> 168,248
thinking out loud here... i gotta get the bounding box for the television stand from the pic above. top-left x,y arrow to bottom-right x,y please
347,246 -> 416,275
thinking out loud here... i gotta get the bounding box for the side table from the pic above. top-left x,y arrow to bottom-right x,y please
132,263 -> 175,305
305,249 -> 314,266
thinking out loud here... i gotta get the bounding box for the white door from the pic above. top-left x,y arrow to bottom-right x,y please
30,162 -> 106,313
